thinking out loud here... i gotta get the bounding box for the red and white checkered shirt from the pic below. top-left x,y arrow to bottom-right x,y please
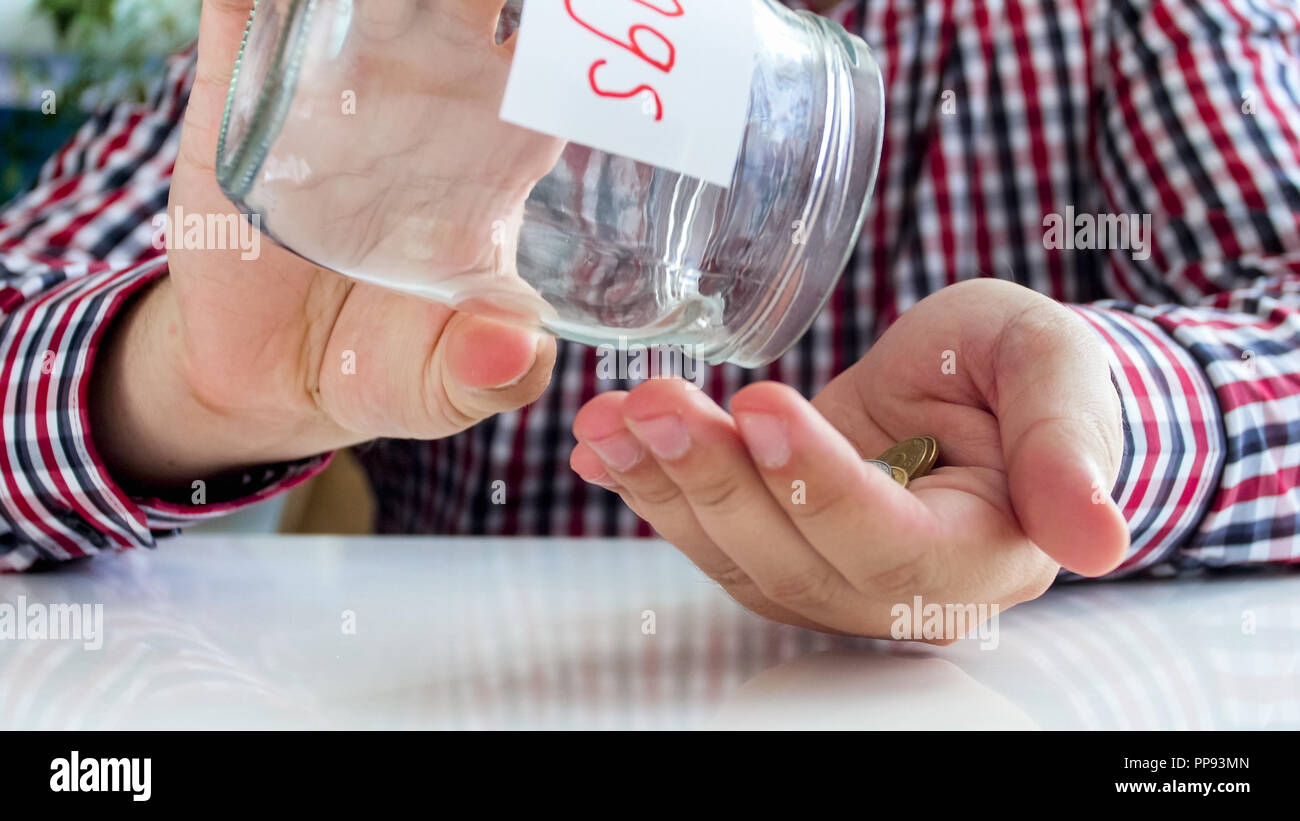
1,0 -> 1297,575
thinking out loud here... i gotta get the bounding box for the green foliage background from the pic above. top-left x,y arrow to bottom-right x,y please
2,0 -> 201,200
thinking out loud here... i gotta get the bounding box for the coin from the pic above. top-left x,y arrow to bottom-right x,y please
915,435 -> 938,477
865,459 -> 893,477
890,466 -> 909,488
877,436 -> 938,480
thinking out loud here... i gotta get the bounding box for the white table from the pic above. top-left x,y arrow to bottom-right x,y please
1,535 -> 1296,730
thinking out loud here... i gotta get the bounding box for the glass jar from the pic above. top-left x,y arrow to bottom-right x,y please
217,0 -> 884,367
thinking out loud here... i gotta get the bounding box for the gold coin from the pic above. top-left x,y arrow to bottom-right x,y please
917,435 -> 938,477
890,465 -> 909,488
877,436 -> 938,479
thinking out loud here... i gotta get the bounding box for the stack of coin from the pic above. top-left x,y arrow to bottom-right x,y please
867,436 -> 938,488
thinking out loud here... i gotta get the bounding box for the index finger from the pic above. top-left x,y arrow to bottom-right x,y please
729,381 -> 942,595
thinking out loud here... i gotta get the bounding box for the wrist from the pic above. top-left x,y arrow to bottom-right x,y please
89,274 -> 333,493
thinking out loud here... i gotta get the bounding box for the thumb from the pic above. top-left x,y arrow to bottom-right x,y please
992,302 -> 1130,577
196,0 -> 255,75
436,313 -> 556,422
182,0 -> 257,173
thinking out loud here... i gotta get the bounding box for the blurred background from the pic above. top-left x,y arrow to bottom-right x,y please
1,0 -> 376,535
0,0 -> 199,200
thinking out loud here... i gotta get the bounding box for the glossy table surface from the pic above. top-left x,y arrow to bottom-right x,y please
1,535 -> 1297,730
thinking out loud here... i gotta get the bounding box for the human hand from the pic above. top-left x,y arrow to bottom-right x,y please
570,279 -> 1128,638
93,0 -> 559,489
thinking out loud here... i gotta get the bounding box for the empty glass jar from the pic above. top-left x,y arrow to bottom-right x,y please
217,0 -> 884,367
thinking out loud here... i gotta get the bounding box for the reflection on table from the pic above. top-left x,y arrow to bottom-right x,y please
1,536 -> 1296,729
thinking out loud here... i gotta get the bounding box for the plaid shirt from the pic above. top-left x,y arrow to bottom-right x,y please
1,0 -> 1297,574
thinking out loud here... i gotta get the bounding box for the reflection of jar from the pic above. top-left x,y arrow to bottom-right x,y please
218,0 -> 884,367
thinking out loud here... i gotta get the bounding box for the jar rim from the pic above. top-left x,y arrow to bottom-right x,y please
217,0 -> 319,206
706,10 -> 885,367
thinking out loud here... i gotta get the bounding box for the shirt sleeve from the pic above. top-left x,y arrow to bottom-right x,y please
1065,0 -> 1300,576
0,50 -> 328,573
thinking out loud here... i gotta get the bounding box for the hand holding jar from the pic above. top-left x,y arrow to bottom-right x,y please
90,0 -> 559,492
93,0 -> 884,493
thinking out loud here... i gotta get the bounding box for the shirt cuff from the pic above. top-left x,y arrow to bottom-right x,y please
0,259 -> 328,572
1068,304 -> 1226,576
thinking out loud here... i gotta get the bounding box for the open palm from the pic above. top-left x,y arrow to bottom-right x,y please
570,279 -> 1129,637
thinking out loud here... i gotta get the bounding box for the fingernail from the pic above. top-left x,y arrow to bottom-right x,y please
735,412 -> 790,468
482,333 -> 544,391
587,431 -> 644,472
577,468 -> 621,490
628,414 -> 691,460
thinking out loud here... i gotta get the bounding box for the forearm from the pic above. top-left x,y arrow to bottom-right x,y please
0,43 -> 337,570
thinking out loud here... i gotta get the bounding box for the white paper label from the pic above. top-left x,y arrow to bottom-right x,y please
500,0 -> 755,188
